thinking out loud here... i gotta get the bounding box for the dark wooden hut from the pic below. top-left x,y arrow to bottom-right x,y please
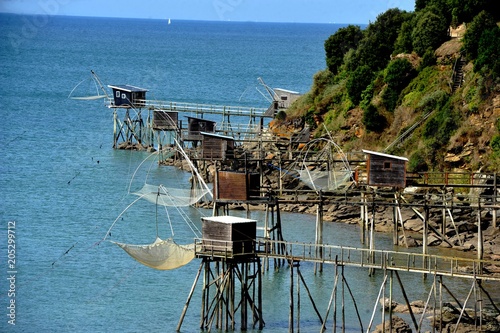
183,116 -> 217,141
216,171 -> 260,200
201,132 -> 234,160
108,84 -> 147,108
152,110 -> 178,130
201,216 -> 257,256
363,150 -> 408,188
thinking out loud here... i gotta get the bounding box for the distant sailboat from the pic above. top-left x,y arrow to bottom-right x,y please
168,18 -> 171,25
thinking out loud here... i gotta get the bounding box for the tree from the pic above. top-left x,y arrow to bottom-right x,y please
452,0 -> 499,23
462,10 -> 498,61
394,20 -> 414,55
416,0 -> 452,24
411,10 -> 449,55
324,25 -> 363,75
474,26 -> 500,79
355,8 -> 411,71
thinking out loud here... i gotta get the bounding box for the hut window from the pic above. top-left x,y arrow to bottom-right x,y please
115,91 -> 120,98
122,93 -> 127,99
383,161 -> 392,170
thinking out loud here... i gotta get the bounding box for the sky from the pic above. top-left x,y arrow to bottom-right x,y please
0,0 -> 415,24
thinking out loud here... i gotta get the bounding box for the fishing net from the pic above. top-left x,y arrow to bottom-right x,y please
296,137 -> 354,191
297,169 -> 352,191
133,183 -> 211,207
112,237 -> 195,270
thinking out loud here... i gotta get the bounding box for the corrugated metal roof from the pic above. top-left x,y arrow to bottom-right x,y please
108,84 -> 148,92
185,116 -> 217,123
362,149 -> 409,161
274,88 -> 301,95
202,216 -> 257,224
200,132 -> 234,140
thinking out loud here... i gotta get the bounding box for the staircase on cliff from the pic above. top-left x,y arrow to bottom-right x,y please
383,110 -> 434,153
384,54 -> 466,153
451,55 -> 466,93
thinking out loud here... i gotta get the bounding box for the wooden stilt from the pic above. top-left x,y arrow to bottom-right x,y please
297,263 -> 300,332
389,270 -> 393,333
340,268 -> 364,332
366,274 -> 388,333
393,192 -> 398,246
321,260 -> 339,332
176,260 -> 204,332
394,271 -> 418,331
289,260 -> 294,333
423,194 -> 429,279
315,191 -> 324,273
369,195 -> 375,277
297,268 -> 323,326
477,201 -> 484,274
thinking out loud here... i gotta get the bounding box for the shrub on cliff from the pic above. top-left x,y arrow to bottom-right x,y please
346,65 -> 373,105
362,104 -> 385,132
383,58 -> 416,112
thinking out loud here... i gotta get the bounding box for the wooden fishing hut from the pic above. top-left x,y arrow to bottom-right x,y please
177,215 -> 264,331
363,149 -> 408,188
361,150 -> 409,272
215,171 -> 260,201
182,116 -> 216,147
212,170 -> 286,271
200,132 -> 235,160
152,110 -> 178,130
108,84 -> 147,108
108,84 -> 152,149
273,88 -> 301,109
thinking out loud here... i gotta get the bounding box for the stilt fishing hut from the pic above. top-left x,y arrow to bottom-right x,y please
363,149 -> 408,188
177,215 -> 265,331
182,116 -> 217,147
200,132 -> 235,160
108,84 -> 151,149
361,150 -> 409,273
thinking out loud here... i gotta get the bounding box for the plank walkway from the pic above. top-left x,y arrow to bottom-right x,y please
256,239 -> 500,281
195,239 -> 500,282
107,98 -> 272,118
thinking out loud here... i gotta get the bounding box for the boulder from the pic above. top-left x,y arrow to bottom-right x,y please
372,316 -> 411,333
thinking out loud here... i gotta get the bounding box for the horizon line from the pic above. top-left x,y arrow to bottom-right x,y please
0,11 -> 372,26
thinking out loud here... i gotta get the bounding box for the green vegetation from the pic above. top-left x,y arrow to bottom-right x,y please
283,0 -> 500,171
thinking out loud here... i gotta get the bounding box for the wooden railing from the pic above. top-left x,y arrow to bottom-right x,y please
257,239 -> 500,281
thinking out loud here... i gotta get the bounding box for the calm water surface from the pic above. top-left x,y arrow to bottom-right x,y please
0,14 -> 498,332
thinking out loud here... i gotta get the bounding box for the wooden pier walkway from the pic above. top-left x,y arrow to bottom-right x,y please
195,239 -> 500,282
106,97 -> 272,118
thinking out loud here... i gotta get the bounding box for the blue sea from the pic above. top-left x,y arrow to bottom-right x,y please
1,14 -> 498,333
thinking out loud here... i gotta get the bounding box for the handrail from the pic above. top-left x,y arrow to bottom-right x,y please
256,239 -> 500,281
107,98 -> 271,117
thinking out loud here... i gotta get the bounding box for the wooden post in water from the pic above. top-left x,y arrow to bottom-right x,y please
493,173 -> 497,228
442,189 -> 447,243
369,194 -> 376,276
360,191 -> 366,245
315,191 -> 324,274
289,260 -> 294,333
423,193 -> 429,279
477,200 -> 484,274
393,190 -> 398,246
